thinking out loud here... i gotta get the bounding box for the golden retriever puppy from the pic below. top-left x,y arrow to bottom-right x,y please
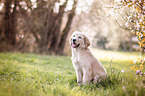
69,31 -> 107,85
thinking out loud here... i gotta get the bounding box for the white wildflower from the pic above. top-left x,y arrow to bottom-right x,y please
121,70 -> 125,72
57,78 -> 60,82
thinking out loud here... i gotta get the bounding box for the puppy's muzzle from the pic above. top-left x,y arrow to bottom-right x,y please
71,39 -> 80,48
73,39 -> 76,44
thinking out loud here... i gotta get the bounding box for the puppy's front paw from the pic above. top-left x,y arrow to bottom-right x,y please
77,83 -> 82,86
77,81 -> 82,86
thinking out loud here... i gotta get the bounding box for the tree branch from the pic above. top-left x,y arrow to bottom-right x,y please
18,4 -> 39,42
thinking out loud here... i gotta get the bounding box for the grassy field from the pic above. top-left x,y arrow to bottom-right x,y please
0,49 -> 144,96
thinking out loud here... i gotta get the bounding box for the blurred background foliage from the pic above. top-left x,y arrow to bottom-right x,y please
0,0 -> 144,55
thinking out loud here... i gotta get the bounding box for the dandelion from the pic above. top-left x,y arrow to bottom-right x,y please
142,39 -> 145,43
130,60 -> 134,64
140,64 -> 143,68
140,64 -> 144,70
130,66 -> 135,70
134,67 -> 139,71
138,42 -> 142,45
137,57 -> 140,61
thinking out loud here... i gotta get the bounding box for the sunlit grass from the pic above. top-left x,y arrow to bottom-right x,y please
0,50 -> 144,96
91,48 -> 138,60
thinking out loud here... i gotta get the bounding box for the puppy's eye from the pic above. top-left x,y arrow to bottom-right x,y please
78,36 -> 81,39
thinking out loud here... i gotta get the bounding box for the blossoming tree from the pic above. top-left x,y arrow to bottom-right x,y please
110,0 -> 145,75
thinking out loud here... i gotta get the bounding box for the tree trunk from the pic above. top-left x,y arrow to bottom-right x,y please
4,0 -> 17,45
11,0 -> 18,45
4,0 -> 12,44
58,10 -> 76,54
49,2 -> 67,53
16,0 -> 77,54
122,41 -> 127,52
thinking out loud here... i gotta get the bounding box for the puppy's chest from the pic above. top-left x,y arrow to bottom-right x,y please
73,57 -> 80,65
72,55 -> 84,67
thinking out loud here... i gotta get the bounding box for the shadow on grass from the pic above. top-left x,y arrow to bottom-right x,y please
68,72 -> 122,90
68,63 -> 123,90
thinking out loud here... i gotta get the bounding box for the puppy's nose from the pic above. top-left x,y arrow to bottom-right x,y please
73,39 -> 76,43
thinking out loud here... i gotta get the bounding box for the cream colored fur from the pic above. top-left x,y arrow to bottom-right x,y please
69,31 -> 107,85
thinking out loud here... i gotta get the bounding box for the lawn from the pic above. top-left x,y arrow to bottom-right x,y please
0,49 -> 144,96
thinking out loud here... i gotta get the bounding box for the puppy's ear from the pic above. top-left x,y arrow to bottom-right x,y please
84,36 -> 90,48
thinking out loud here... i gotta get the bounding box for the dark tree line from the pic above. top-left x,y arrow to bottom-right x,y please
0,0 -> 77,54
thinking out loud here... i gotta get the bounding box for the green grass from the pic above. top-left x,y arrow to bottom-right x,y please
0,50 -> 145,96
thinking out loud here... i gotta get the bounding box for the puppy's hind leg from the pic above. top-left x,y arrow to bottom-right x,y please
93,74 -> 107,84
93,75 -> 100,84
82,68 -> 92,85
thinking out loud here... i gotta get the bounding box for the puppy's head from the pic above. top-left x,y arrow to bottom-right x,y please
69,31 -> 90,49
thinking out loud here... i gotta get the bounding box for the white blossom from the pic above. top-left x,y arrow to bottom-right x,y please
139,33 -> 143,38
133,14 -> 137,17
136,22 -> 140,30
125,22 -> 129,27
139,0 -> 142,3
19,35 -> 24,38
139,19 -> 142,22
133,60 -> 137,63
131,0 -> 136,3
143,6 -> 145,10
